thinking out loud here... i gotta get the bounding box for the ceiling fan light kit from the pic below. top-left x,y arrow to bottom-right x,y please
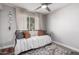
35,3 -> 52,12
41,5 -> 47,8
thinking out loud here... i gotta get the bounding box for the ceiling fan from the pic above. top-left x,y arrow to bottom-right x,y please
35,3 -> 52,12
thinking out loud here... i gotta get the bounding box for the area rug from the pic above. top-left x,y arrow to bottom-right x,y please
19,42 -> 79,55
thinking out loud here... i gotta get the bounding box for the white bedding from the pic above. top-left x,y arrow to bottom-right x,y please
15,35 -> 52,54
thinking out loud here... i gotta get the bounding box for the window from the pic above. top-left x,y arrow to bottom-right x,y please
27,16 -> 35,31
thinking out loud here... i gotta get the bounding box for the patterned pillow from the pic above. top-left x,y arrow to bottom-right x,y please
16,31 -> 24,39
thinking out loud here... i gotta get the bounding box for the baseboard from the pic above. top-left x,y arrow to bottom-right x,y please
53,41 -> 79,52
0,45 -> 14,49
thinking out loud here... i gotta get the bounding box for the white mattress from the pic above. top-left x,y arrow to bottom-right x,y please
15,35 -> 52,54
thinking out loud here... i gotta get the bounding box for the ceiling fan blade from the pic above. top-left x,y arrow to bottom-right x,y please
35,6 -> 41,10
46,7 -> 51,12
41,3 -> 52,5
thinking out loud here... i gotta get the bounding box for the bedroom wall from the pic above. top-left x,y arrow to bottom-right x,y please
0,11 -> 2,47
0,5 -> 16,49
0,4 -> 3,10
47,4 -> 79,51
16,8 -> 46,30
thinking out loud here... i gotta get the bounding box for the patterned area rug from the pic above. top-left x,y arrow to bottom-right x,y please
19,42 -> 79,55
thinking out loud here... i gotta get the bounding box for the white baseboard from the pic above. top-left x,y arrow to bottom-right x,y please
53,41 -> 79,52
0,45 -> 14,49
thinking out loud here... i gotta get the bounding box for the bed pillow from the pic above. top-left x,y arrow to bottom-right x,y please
38,30 -> 46,36
16,31 -> 24,39
24,31 -> 30,39
29,31 -> 37,36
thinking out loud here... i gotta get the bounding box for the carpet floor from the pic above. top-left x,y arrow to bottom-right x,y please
19,42 -> 79,55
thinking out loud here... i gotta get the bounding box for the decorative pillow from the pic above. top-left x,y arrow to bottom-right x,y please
16,31 -> 24,39
38,30 -> 46,36
24,31 -> 30,39
29,31 -> 37,36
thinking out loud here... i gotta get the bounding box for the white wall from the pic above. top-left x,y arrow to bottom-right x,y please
0,5 -> 16,49
47,4 -> 79,50
0,4 -> 3,10
16,8 -> 46,30
0,11 -> 2,47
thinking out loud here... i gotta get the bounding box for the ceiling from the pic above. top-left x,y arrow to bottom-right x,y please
4,3 -> 70,14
